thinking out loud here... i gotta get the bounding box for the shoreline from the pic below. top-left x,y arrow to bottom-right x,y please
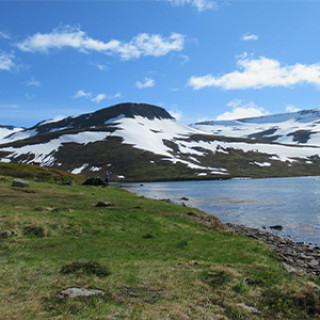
119,183 -> 320,277
225,223 -> 320,277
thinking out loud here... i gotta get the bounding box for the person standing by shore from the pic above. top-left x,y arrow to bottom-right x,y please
105,171 -> 109,186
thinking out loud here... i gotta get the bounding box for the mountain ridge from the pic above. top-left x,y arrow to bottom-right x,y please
1,103 -> 320,181
191,109 -> 320,146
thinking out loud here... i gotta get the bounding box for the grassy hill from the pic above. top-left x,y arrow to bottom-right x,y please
0,164 -> 319,319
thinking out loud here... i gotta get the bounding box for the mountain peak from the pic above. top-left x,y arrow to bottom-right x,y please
30,103 -> 174,134
99,103 -> 174,120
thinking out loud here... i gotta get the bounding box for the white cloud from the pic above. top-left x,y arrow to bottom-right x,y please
169,110 -> 182,121
26,76 -> 41,87
0,31 -> 10,40
188,54 -> 320,90
136,77 -> 155,89
168,0 -> 218,11
216,100 -> 269,120
74,89 -> 92,99
112,92 -> 122,99
94,63 -> 109,71
73,89 -> 121,101
0,51 -> 15,71
179,54 -> 190,65
241,33 -> 259,41
92,93 -> 107,103
17,25 -> 185,60
286,105 -> 301,113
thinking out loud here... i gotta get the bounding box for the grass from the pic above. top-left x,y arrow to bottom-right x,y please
0,165 -> 319,319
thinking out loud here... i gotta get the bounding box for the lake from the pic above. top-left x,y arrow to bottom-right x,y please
122,176 -> 320,246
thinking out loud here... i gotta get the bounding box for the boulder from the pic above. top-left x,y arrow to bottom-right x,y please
237,303 -> 261,315
270,224 -> 283,231
57,287 -> 105,299
0,230 -> 15,239
12,178 -> 29,188
82,177 -> 106,187
96,201 -> 112,207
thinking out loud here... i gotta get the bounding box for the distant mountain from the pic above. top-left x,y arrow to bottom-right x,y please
0,125 -> 23,142
1,103 -> 320,181
191,109 -> 320,146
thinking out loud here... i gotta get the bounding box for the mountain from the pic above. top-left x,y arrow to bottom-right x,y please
191,109 -> 320,146
0,125 -> 23,142
1,103 -> 320,181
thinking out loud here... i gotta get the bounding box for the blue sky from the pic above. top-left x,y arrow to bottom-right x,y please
1,0 -> 320,127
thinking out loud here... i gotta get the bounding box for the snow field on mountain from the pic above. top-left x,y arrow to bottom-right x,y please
112,116 -> 200,158
1,131 -> 112,165
2,113 -> 320,171
0,127 -> 25,142
192,113 -> 320,146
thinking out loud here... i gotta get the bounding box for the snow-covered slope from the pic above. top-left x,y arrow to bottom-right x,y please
1,103 -> 320,180
191,109 -> 320,146
0,125 -> 24,142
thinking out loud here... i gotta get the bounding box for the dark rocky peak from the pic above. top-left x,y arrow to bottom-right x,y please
0,125 -> 22,130
32,103 -> 174,135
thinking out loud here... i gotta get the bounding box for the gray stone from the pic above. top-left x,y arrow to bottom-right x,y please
237,303 -> 261,314
0,230 -> 15,238
270,224 -> 283,231
308,259 -> 319,267
12,178 -> 29,188
225,222 -> 320,277
96,201 -> 112,207
57,287 -> 105,299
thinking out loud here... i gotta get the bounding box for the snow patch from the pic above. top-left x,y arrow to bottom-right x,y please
39,116 -> 65,126
90,166 -> 101,172
72,163 -> 89,174
104,114 -> 126,124
250,161 -> 272,167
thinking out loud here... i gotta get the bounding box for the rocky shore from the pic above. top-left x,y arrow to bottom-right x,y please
225,223 -> 320,277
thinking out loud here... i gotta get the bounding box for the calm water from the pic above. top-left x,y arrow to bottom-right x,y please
122,176 -> 320,246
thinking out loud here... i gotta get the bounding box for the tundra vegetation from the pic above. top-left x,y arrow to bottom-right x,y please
0,163 -> 319,319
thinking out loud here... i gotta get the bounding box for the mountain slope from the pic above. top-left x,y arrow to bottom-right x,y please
1,103 -> 320,181
191,109 -> 320,146
0,125 -> 24,142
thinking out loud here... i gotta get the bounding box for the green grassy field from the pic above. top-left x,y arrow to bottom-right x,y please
0,163 -> 319,319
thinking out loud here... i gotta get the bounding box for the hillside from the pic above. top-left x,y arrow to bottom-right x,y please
191,109 -> 320,146
0,165 -> 319,319
0,124 -> 23,141
1,103 -> 320,181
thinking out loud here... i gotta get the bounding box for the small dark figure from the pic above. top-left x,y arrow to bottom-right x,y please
105,171 -> 109,186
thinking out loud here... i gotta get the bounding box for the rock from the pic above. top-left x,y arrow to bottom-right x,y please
96,201 -> 112,207
180,197 -> 189,201
270,224 -> 283,231
82,177 -> 106,187
237,303 -> 261,315
225,222 -> 320,277
282,262 -> 301,274
0,230 -> 15,238
57,287 -> 105,299
12,178 -> 29,188
308,259 -> 319,268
